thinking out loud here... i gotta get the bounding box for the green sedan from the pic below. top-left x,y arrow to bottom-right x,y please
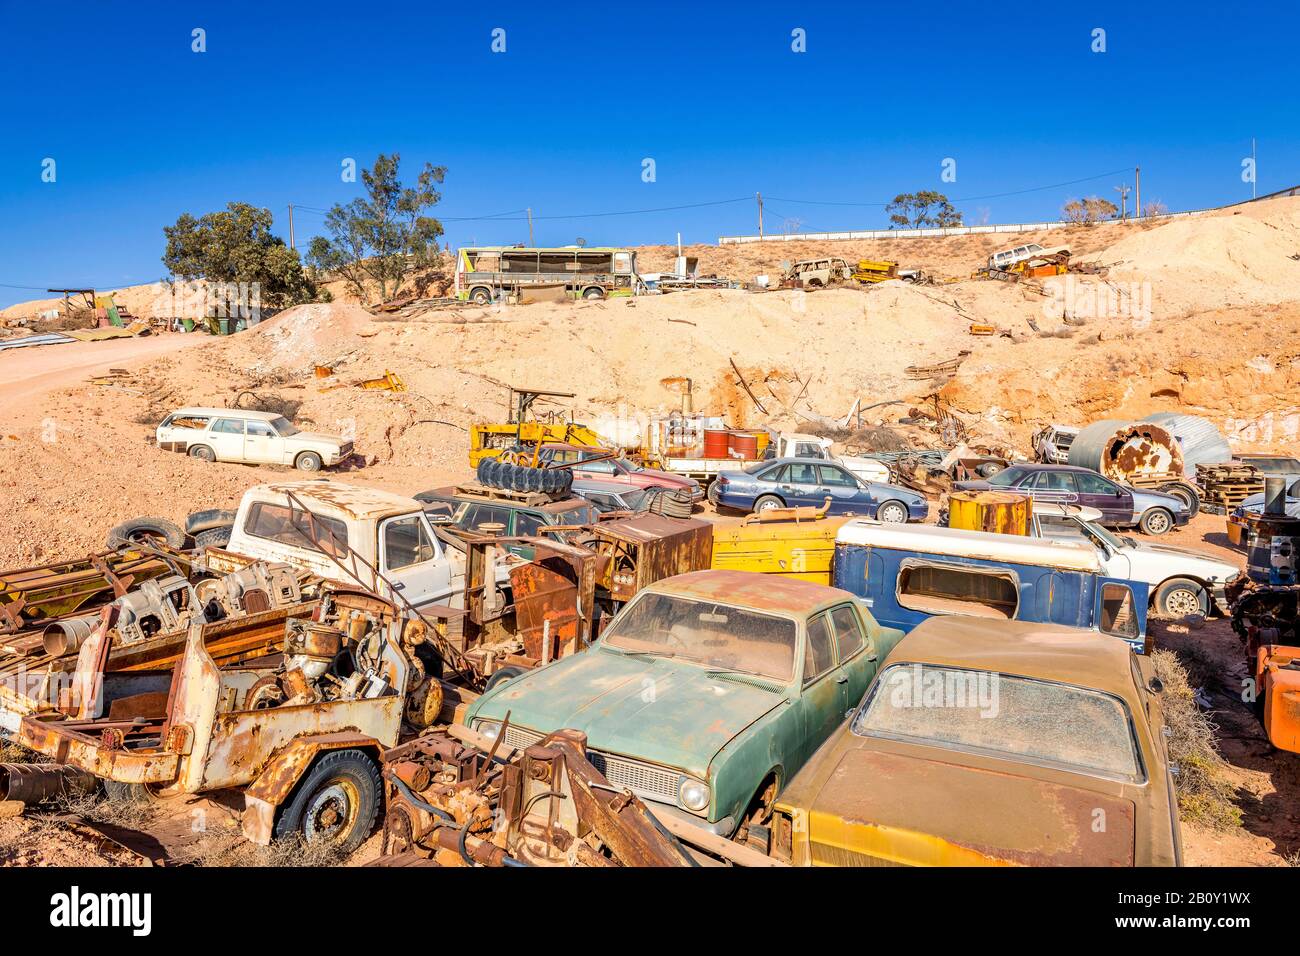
465,569 -> 902,840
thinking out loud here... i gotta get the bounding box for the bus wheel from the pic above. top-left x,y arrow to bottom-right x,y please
470,287 -> 492,305
582,287 -> 605,300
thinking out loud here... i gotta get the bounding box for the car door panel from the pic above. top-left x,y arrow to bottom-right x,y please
796,614 -> 846,767
243,421 -> 283,464
782,462 -> 821,507
380,514 -> 452,609
208,418 -> 247,461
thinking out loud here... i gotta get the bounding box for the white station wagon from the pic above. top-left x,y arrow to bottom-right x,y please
155,407 -> 353,471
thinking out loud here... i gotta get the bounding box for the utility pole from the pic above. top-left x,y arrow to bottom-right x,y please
1114,183 -> 1130,220
1135,166 -> 1141,218
757,192 -> 764,240
288,203 -> 295,251
527,207 -> 534,246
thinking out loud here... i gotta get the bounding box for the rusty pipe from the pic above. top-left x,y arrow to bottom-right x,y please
42,614 -> 101,657
0,763 -> 98,803
1266,477 -> 1287,516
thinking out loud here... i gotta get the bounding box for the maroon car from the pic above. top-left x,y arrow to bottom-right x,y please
955,463 -> 1191,535
534,443 -> 703,502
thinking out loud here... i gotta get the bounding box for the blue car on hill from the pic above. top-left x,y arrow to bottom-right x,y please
708,457 -> 929,523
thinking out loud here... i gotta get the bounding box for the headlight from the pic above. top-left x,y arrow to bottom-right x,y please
475,719 -> 501,742
677,775 -> 710,812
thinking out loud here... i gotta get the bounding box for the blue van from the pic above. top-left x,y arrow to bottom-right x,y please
832,520 -> 1150,652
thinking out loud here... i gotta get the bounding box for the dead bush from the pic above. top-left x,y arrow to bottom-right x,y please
186,830 -> 343,868
54,786 -> 157,831
1150,648 -> 1242,830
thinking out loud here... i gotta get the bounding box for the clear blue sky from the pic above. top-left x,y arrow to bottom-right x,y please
1,0 -> 1295,307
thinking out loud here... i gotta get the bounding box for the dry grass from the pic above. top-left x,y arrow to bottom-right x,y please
54,787 -> 157,830
0,738 -> 45,765
1151,648 -> 1243,830
184,830 -> 344,868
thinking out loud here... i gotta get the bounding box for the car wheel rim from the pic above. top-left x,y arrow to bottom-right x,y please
1148,513 -> 1169,533
758,499 -> 779,512
305,780 -> 358,844
880,504 -> 906,523
1165,589 -> 1202,617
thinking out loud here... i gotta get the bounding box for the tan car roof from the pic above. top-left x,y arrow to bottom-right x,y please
884,616 -> 1139,699
260,480 -> 419,521
647,569 -> 855,617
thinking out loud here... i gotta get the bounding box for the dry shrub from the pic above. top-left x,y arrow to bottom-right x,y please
186,830 -> 343,868
1150,648 -> 1242,829
0,737 -> 45,765
55,787 -> 157,831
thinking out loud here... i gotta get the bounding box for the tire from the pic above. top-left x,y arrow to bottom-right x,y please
106,516 -> 187,550
185,508 -> 236,535
876,500 -> 909,524
541,468 -> 561,496
582,287 -> 605,300
476,457 -> 494,484
484,665 -> 529,691
525,466 -> 545,494
295,451 -> 324,472
1156,577 -> 1209,619
753,494 -> 785,514
481,458 -> 501,489
102,780 -> 163,806
1138,507 -> 1173,536
189,444 -> 216,463
1160,482 -> 1201,514
272,749 -> 381,856
977,462 -> 1005,478
194,526 -> 232,549
469,287 -> 492,306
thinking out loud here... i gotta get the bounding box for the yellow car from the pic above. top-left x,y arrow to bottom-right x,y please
770,617 -> 1183,867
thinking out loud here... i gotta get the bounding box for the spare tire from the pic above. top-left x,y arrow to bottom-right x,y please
476,457 -> 494,485
525,465 -> 545,493
185,508 -> 237,536
194,527 -> 232,549
509,463 -> 531,493
553,469 -> 573,496
106,516 -> 187,550
480,458 -> 501,489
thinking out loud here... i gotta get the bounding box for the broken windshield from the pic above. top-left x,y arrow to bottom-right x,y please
602,592 -> 797,683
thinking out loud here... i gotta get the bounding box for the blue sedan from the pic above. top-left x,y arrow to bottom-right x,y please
709,457 -> 929,522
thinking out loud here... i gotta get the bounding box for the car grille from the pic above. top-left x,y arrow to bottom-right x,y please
492,724 -> 681,805
587,751 -> 679,803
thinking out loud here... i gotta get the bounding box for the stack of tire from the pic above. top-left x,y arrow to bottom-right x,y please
647,489 -> 694,519
477,457 -> 573,497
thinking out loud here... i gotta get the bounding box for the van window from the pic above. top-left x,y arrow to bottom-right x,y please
383,515 -> 436,570
1100,583 -> 1139,640
803,614 -> 836,684
455,502 -> 513,533
243,502 -> 349,557
896,561 -> 1019,619
212,418 -> 245,435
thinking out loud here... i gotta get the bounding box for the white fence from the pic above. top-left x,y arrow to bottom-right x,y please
716,188 -> 1300,245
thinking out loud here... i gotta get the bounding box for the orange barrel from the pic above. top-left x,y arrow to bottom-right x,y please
728,431 -> 759,459
703,429 -> 731,458
946,490 -> 1032,535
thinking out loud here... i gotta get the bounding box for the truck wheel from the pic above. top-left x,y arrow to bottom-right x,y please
189,444 -> 216,462
753,495 -> 784,514
185,508 -> 237,535
1139,507 -> 1173,536
273,749 -> 381,856
876,500 -> 908,523
469,287 -> 492,306
484,665 -> 529,691
194,527 -> 232,549
295,451 -> 324,472
106,516 -> 187,550
582,287 -> 605,300
1159,482 -> 1201,514
1156,578 -> 1209,618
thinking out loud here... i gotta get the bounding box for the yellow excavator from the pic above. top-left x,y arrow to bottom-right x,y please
468,387 -> 609,467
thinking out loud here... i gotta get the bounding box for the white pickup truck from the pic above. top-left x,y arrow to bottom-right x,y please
1031,503 -> 1240,618
207,480 -> 516,612
662,431 -> 892,486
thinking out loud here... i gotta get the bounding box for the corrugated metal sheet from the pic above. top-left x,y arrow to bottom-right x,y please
1140,413 -> 1233,476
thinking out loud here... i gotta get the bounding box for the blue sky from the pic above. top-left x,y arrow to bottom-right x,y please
1,0 -> 1295,307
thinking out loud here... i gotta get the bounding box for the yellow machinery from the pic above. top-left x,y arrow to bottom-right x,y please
851,259 -> 901,284
945,490 -> 1032,535
469,387 -> 609,467
710,500 -> 849,585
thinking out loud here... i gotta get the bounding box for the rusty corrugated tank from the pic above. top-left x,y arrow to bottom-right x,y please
1067,419 -> 1184,479
1140,413 -> 1233,477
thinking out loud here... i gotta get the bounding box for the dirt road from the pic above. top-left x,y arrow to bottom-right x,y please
0,334 -> 209,423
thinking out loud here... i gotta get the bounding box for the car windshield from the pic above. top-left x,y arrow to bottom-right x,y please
1080,519 -> 1125,551
987,465 -> 1030,487
853,665 -> 1143,782
602,591 -> 798,683
269,416 -> 300,437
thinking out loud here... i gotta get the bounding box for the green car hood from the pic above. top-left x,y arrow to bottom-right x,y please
469,647 -> 789,779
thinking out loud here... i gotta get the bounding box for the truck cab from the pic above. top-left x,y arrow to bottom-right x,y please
832,520 -> 1150,652
219,480 -> 505,612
